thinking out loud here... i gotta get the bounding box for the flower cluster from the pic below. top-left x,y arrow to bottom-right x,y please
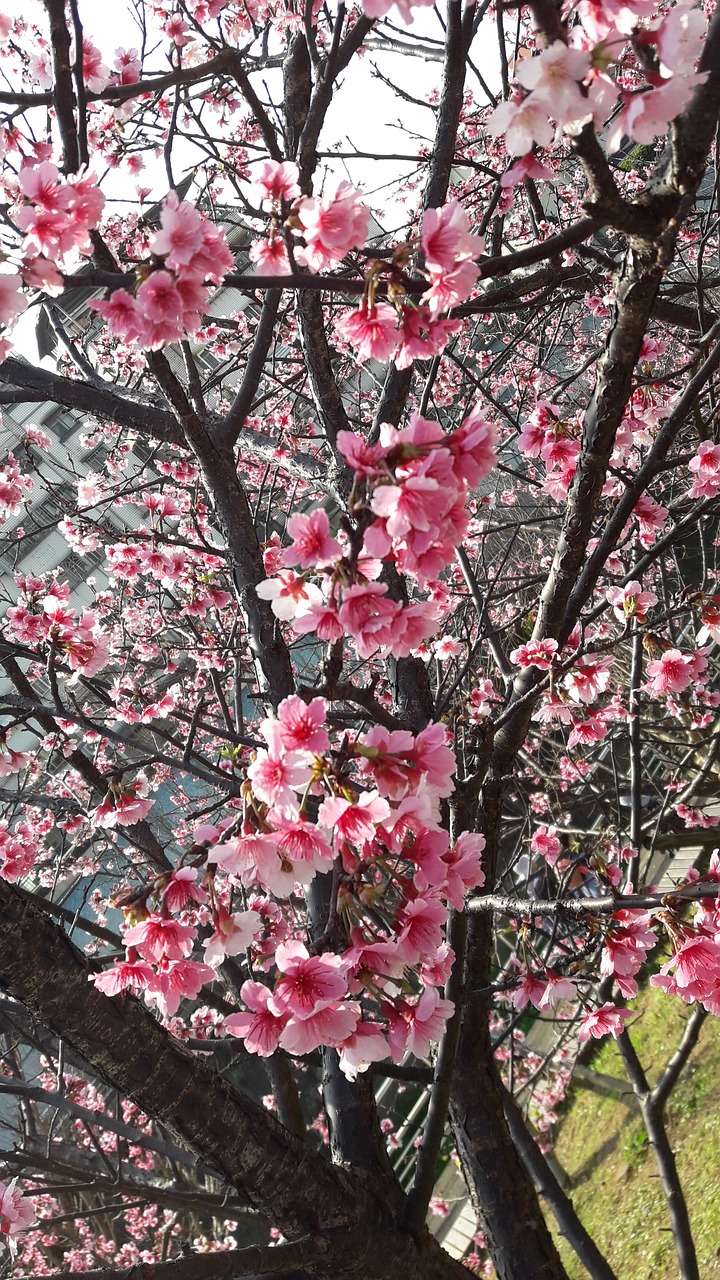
651,861 -> 720,1015
335,199 -> 479,368
487,12 -> 707,163
517,400 -> 581,498
0,275 -> 28,361
93,697 -> 486,1075
7,580 -> 111,680
0,454 -> 34,522
91,192 -> 234,350
0,819 -> 38,882
688,439 -> 720,500
11,160 -> 105,267
257,410 -> 496,659
249,168 -> 370,275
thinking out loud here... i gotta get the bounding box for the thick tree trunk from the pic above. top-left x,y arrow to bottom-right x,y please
450,920 -> 569,1280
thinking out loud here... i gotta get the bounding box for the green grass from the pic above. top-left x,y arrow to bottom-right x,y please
549,985 -> 720,1280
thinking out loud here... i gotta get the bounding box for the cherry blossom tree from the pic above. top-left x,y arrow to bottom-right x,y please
0,1 -> 720,1279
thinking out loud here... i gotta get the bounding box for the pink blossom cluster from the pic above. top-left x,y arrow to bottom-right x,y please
259,411 -> 496,661
335,200 -> 479,368
2,161 -> 106,356
11,160 -> 105,266
0,454 -> 33,521
688,439 -> 720,500
697,595 -> 720,646
91,192 -> 233,350
0,736 -> 30,778
93,697 -> 486,1075
249,165 -> 370,275
651,863 -> 720,1014
606,580 -> 658,624
517,401 -> 580,498
510,968 -> 577,1013
487,10 -> 707,164
0,275 -> 28,361
600,909 -> 657,998
6,580 -> 111,680
249,165 -> 478,367
645,647 -> 708,697
0,819 -> 39,882
91,775 -> 155,829
577,1002 -> 633,1042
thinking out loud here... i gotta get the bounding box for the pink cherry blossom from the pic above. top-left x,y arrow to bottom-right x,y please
0,273 -> 27,330
607,74 -> 708,154
500,154 -> 555,188
225,981 -> 289,1056
272,940 -> 348,1018
510,974 -> 547,1015
655,4 -> 707,76
123,915 -> 196,962
337,1021 -> 390,1080
150,192 -> 206,268
281,509 -> 342,569
538,972 -> 576,1010
422,258 -> 479,315
279,1000 -> 360,1056
276,695 -> 329,754
148,958 -> 216,1017
606,580 -> 658,623
531,825 -> 562,866
688,440 -> 720,499
646,649 -> 694,695
253,159 -> 301,206
250,233 -> 291,274
295,183 -> 370,272
337,583 -> 402,659
666,935 -> 720,1000
388,986 -> 454,1062
488,96 -> 555,157
162,867 -> 207,914
318,790 -> 391,847
577,1002 -> 633,1042
447,411 -> 497,486
516,42 -> 591,127
90,955 -> 155,996
291,597 -> 344,642
421,200 -> 483,274
336,301 -> 399,364
395,895 -> 448,963
247,720 -> 313,814
204,906 -> 259,966
0,1179 -> 37,1238
510,638 -> 558,669
92,781 -> 154,827
256,572 -> 323,621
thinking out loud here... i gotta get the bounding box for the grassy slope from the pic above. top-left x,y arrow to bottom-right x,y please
551,986 -> 720,1280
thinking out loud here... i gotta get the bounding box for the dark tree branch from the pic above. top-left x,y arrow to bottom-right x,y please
15,1237 -> 326,1280
501,1085 -> 619,1280
652,1005 -> 708,1112
220,291 -> 282,446
467,885 -> 720,914
403,909 -> 467,1230
616,1030 -> 700,1280
0,357 -> 183,445
43,0 -> 79,174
